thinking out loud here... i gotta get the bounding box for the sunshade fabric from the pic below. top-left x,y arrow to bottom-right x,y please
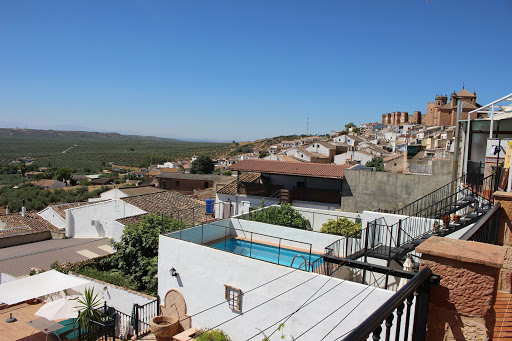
35,296 -> 80,320
0,270 -> 90,305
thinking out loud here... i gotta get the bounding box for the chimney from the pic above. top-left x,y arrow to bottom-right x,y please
21,200 -> 26,217
5,206 -> 9,214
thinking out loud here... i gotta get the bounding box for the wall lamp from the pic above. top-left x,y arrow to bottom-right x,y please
170,267 -> 178,277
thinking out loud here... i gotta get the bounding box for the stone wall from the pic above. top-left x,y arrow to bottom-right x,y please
417,237 -> 506,341
341,157 -> 453,212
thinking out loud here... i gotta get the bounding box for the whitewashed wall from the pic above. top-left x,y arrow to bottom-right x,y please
68,200 -> 146,241
38,206 -> 66,230
289,206 -> 361,231
158,235 -> 402,341
68,273 -> 154,316
215,193 -> 280,219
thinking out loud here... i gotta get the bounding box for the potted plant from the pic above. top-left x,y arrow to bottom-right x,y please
454,215 -> 461,223
433,221 -> 440,233
75,288 -> 104,338
441,215 -> 450,228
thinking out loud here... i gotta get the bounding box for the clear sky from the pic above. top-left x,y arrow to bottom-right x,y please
1,1 -> 510,142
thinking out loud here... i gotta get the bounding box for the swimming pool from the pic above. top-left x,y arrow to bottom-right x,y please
210,239 -> 323,271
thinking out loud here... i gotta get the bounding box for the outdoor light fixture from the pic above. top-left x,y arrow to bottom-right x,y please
170,267 -> 178,277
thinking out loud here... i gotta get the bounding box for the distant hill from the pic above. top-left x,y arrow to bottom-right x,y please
0,128 -> 179,141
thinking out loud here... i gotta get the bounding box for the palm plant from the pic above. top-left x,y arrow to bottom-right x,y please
75,287 -> 104,330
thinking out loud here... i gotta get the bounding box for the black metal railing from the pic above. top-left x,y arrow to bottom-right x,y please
393,171 -> 499,218
78,303 -> 116,341
132,297 -> 160,338
460,202 -> 501,245
343,267 -> 438,341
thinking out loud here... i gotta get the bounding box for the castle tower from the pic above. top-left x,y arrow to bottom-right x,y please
401,112 -> 409,124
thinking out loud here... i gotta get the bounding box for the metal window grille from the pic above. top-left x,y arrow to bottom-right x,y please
224,285 -> 242,312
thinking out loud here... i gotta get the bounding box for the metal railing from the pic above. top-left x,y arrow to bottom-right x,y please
343,267 -> 438,341
172,222 -> 317,271
238,204 -> 361,232
460,202 -> 501,245
394,171 -> 498,218
132,297 -> 160,338
78,303 -> 116,341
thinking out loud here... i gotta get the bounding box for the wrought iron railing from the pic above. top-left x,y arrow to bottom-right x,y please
78,303 -> 116,341
132,297 -> 160,338
459,202 -> 501,245
343,267 -> 438,341
393,171 -> 498,218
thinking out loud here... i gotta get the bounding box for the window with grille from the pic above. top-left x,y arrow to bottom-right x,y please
224,285 -> 242,312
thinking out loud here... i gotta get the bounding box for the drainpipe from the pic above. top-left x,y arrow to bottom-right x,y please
452,98 -> 462,191
21,200 -> 26,217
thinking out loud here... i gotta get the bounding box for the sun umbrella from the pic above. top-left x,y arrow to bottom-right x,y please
397,257 -> 414,290
35,296 -> 81,321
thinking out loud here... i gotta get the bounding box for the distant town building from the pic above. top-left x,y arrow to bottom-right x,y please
425,88 -> 482,126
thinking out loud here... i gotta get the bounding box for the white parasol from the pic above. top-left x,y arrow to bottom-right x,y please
35,296 -> 81,321
397,257 -> 414,290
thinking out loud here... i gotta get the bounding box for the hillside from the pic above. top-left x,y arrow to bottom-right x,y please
0,128 -> 178,141
0,128 -> 230,172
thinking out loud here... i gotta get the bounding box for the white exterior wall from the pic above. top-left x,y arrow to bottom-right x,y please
98,189 -> 128,201
68,273 -> 154,316
68,200 -> 146,241
38,207 -> 66,230
334,152 -> 373,165
158,235 -> 399,341
305,143 -> 331,157
215,193 -> 280,219
288,206 -> 361,231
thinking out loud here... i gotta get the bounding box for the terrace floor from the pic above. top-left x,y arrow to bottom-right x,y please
0,301 -> 124,341
0,301 -> 62,341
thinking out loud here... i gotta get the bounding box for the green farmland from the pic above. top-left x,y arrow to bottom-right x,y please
0,129 -> 231,172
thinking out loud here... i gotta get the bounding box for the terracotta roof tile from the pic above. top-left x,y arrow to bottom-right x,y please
121,190 -> 207,225
51,202 -> 92,219
0,212 -> 62,236
217,172 -> 261,195
229,160 -> 349,179
457,89 -> 476,97
119,187 -> 164,197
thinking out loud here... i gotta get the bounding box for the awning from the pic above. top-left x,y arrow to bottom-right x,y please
0,270 -> 90,305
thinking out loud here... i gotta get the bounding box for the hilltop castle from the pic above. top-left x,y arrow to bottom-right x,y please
381,88 -> 482,126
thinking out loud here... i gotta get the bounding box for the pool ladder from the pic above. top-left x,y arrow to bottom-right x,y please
290,255 -> 311,271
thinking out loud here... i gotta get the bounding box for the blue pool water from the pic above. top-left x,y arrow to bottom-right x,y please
210,239 -> 323,271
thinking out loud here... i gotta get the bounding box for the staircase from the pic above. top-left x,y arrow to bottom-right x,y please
325,170 -> 500,264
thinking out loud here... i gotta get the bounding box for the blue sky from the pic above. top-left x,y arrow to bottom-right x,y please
1,1 -> 510,142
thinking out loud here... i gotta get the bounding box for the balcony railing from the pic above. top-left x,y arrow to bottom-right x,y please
343,267 -> 438,341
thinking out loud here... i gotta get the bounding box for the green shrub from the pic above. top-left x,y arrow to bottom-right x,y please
195,329 -> 231,341
320,217 -> 361,237
244,203 -> 312,230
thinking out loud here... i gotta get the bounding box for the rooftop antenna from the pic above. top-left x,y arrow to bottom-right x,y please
307,117 -> 309,136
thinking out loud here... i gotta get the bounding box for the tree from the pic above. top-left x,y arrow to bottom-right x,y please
345,122 -> 356,131
244,203 -> 312,230
110,213 -> 186,294
190,155 -> 215,174
75,288 -> 104,331
320,218 -> 362,237
55,167 -> 71,182
366,156 -> 385,171
258,152 -> 268,158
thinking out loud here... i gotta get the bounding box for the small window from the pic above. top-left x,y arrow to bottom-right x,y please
204,181 -> 209,188
225,285 -> 242,312
176,180 -> 180,187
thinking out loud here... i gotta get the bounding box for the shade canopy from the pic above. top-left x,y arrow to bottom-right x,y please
0,270 -> 90,305
35,296 -> 81,320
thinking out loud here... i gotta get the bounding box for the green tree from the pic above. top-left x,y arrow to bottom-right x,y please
366,156 -> 385,171
190,155 -> 215,174
345,122 -> 356,130
75,287 -> 104,336
320,217 -> 362,237
110,213 -> 186,294
258,152 -> 268,158
244,203 -> 312,230
55,167 -> 71,182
